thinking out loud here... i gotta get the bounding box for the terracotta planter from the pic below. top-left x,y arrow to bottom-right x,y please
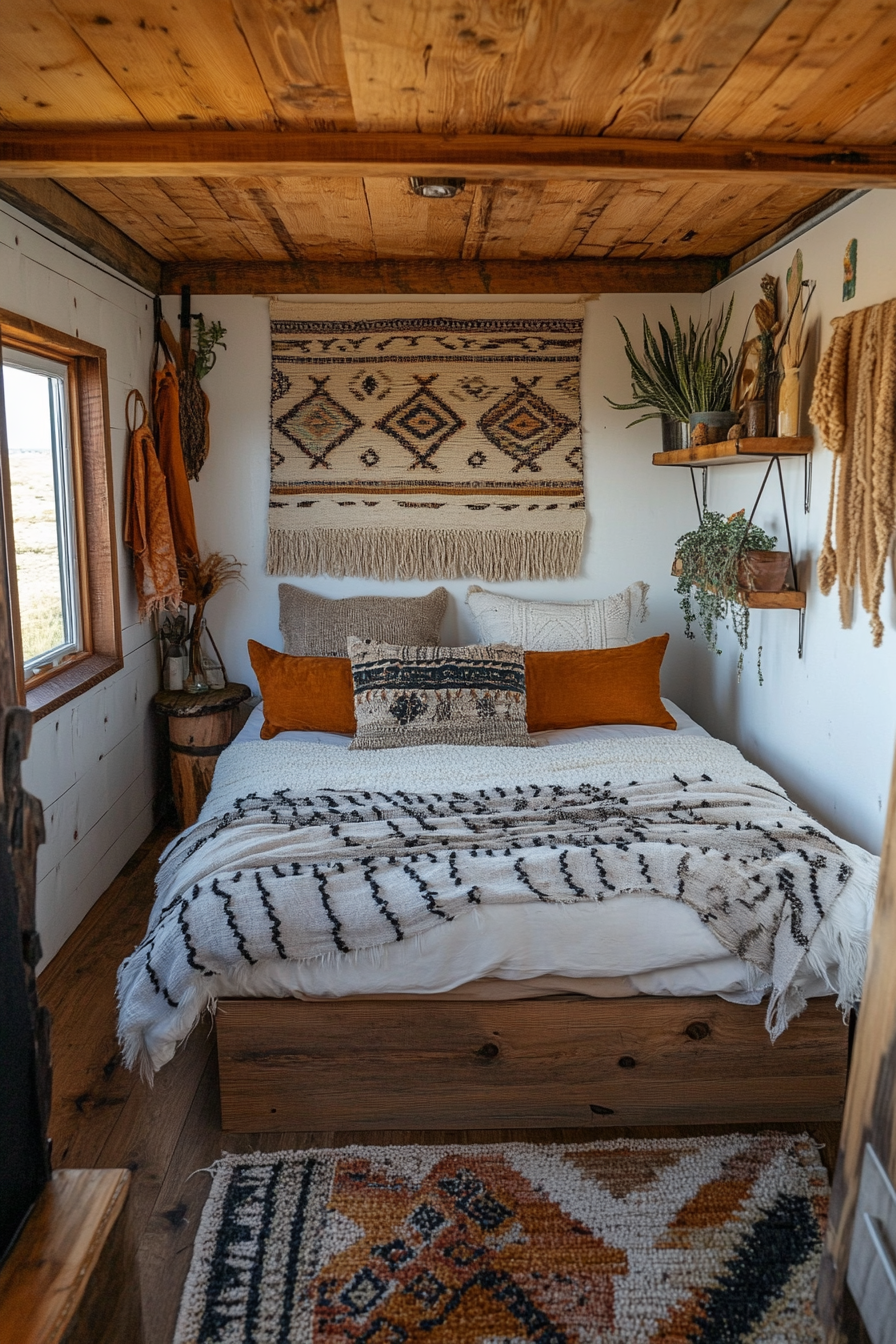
736,549 -> 790,592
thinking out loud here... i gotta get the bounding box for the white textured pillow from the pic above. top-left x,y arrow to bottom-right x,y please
466,582 -> 648,651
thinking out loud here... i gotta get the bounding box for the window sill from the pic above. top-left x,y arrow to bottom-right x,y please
27,652 -> 124,721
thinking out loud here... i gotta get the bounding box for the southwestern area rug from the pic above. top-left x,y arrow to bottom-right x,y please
268,300 -> 585,582
174,1133 -> 828,1343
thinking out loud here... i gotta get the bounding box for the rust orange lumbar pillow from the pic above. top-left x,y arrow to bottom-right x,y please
248,640 -> 356,739
524,635 -> 676,732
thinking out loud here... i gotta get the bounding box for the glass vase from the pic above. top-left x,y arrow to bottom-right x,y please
199,620 -> 225,690
185,601 -> 210,694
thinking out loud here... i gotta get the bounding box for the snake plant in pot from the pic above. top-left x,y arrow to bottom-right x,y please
606,299 -> 738,449
673,509 -> 787,682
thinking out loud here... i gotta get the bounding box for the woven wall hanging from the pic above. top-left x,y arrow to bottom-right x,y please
267,300 -> 585,581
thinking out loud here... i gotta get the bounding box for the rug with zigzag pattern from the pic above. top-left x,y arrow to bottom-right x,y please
174,1132 -> 827,1343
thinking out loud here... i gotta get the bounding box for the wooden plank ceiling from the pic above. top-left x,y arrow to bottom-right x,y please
1,0 -> 895,291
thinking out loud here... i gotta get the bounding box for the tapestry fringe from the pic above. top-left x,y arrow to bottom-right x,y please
267,526 -> 584,582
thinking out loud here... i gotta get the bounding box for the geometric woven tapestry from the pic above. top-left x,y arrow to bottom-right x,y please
268,301 -> 584,582
174,1132 -> 828,1343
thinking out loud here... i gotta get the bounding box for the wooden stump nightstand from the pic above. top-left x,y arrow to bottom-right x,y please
153,682 -> 250,828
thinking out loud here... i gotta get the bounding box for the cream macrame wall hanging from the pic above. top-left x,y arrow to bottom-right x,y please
810,297 -> 896,645
267,300 -> 585,582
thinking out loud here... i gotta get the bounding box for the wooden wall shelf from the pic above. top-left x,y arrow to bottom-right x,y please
653,436 -> 814,467
740,589 -> 805,610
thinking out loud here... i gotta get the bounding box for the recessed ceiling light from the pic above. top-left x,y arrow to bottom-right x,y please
409,177 -> 466,198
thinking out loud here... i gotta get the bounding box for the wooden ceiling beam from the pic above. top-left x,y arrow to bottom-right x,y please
1,130 -> 896,187
159,256 -> 728,296
0,178 -> 161,292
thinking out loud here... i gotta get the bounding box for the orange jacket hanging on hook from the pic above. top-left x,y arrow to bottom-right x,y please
153,359 -> 200,597
123,389 -> 182,620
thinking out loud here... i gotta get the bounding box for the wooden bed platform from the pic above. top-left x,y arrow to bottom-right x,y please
215,993 -> 849,1133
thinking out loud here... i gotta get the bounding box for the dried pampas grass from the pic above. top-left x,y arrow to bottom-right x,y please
181,551 -> 244,606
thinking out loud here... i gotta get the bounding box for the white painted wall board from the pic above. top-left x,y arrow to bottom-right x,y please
166,290 -> 702,715
687,189 -> 896,852
1,199 -> 159,967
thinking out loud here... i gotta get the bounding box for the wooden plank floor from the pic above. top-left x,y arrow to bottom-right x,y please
39,824 -> 844,1344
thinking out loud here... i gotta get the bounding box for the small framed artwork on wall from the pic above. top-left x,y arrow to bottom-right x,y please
843,239 -> 858,301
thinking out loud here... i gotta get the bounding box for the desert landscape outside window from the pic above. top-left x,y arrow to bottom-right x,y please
3,350 -> 82,675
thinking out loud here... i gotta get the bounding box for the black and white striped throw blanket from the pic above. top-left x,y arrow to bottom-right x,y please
118,737 -> 876,1076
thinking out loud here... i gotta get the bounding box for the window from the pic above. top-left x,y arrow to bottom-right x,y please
1,310 -> 122,718
4,351 -> 82,675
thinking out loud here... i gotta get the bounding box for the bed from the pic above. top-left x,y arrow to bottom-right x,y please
117,697 -> 876,1132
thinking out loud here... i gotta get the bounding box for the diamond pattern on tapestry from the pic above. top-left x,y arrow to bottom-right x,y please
173,1134 -> 830,1344
375,375 -> 465,470
267,300 -> 584,581
478,376 -> 576,472
275,375 -> 362,469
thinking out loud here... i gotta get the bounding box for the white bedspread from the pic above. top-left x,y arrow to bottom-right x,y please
120,705 -> 877,1074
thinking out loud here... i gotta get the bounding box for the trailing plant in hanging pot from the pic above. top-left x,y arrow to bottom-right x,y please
605,299 -> 738,447
673,509 -> 783,682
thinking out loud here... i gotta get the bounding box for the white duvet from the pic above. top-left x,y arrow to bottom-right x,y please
126,703 -> 877,1073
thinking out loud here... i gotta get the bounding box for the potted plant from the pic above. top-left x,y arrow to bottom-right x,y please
606,299 -> 738,449
673,509 -> 789,681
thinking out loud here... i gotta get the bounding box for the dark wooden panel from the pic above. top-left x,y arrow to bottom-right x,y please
161,256 -> 728,294
2,130 -> 896,186
217,995 -> 848,1132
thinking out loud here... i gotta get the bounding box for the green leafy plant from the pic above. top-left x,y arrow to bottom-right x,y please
674,509 -> 777,681
606,298 -> 737,425
192,313 -> 227,380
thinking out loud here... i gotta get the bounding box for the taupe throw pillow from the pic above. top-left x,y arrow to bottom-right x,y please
279,584 -> 448,657
347,638 -> 533,750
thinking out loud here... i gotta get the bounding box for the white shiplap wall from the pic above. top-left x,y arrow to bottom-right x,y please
1,200 -> 159,968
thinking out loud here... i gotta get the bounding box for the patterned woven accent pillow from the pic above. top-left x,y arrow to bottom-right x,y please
279,584 -> 448,657
347,638 -> 533,750
466,581 -> 648,651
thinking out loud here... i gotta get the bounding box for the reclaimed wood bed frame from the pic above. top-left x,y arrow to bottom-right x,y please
215,993 -> 848,1133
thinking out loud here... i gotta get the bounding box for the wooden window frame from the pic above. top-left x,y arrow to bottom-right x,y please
0,309 -> 123,720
